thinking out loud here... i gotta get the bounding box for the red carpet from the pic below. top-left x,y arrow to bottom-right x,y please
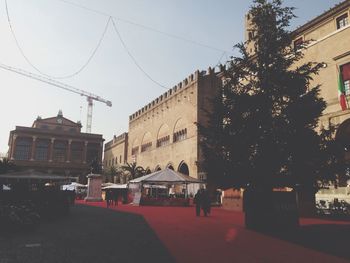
77,201 -> 350,263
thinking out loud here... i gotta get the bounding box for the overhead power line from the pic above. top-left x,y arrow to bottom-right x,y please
5,0 -> 111,79
111,18 -> 168,90
57,0 -> 227,53
5,0 -> 227,90
214,51 -> 227,69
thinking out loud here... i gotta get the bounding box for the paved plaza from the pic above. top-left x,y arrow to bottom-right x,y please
1,202 -> 350,263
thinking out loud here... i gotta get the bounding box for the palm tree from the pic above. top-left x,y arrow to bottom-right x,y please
103,165 -> 123,183
121,162 -> 146,181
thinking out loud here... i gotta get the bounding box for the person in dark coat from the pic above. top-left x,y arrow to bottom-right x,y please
106,190 -> 111,208
194,189 -> 202,216
113,191 -> 119,206
201,189 -> 211,216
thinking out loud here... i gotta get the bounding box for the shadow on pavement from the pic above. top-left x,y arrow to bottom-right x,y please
0,204 -> 175,263
264,223 -> 350,261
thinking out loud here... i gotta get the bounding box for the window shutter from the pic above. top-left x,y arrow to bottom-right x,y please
341,62 -> 350,81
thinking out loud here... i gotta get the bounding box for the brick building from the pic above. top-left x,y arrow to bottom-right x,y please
8,111 -> 104,182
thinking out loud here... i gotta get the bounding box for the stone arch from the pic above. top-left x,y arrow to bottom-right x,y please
173,118 -> 186,134
173,117 -> 188,143
166,162 -> 175,170
131,138 -> 140,156
141,131 -> 153,152
178,161 -> 189,176
154,165 -> 162,172
157,123 -> 170,147
141,131 -> 152,145
145,168 -> 152,175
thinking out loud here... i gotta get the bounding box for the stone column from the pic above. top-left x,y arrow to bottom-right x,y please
49,138 -> 55,162
83,141 -> 88,164
10,134 -> 17,160
30,136 -> 37,161
66,139 -> 72,163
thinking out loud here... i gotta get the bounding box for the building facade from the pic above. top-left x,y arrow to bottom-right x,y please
244,0 -> 350,132
105,0 -> 350,181
8,111 -> 104,182
291,1 -> 350,173
103,132 -> 128,169
104,68 -> 222,179
291,1 -> 350,133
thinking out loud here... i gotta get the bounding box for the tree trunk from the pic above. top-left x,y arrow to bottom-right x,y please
244,187 -> 299,231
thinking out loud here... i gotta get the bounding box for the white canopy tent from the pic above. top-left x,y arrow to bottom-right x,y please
129,169 -> 203,184
62,182 -> 87,191
128,169 -> 204,205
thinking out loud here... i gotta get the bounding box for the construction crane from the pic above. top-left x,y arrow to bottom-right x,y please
0,62 -> 112,133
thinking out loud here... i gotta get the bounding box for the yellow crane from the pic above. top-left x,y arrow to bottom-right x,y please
0,62 -> 112,133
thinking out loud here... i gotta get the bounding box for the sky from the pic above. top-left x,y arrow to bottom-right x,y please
0,0 -> 340,153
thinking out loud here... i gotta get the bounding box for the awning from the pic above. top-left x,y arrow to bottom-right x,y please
102,184 -> 128,189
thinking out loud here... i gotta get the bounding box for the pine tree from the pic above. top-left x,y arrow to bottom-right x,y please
318,125 -> 347,187
200,0 -> 326,191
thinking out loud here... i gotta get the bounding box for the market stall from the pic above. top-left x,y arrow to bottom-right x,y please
62,182 -> 87,200
102,183 -> 129,204
128,169 -> 204,206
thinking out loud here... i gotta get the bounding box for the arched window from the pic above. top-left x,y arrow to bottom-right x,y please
131,139 -> 139,156
157,124 -> 170,147
173,118 -> 187,143
178,161 -> 189,176
141,132 -> 153,152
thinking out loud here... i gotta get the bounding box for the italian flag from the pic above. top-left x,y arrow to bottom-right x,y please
338,70 -> 347,111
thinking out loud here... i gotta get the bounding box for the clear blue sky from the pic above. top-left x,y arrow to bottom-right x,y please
0,0 -> 340,153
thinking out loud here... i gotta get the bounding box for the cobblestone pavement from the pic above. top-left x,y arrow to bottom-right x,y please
0,204 -> 174,263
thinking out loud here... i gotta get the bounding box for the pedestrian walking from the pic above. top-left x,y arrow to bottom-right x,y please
194,189 -> 202,216
106,190 -> 111,208
201,189 -> 211,216
113,191 -> 119,206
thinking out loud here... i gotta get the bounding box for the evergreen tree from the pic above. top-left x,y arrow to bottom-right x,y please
200,0 -> 326,191
318,125 -> 347,187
